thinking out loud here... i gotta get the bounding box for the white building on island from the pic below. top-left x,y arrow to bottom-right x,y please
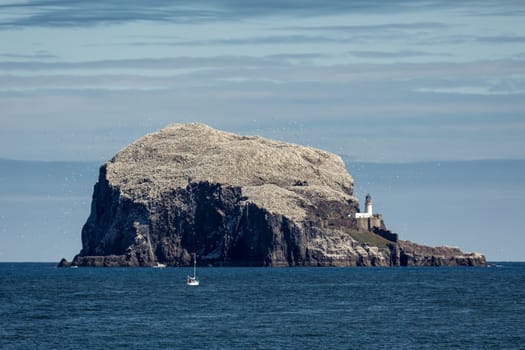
352,194 -> 396,240
355,193 -> 373,218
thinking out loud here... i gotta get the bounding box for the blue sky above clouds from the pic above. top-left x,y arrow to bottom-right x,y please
0,0 -> 524,162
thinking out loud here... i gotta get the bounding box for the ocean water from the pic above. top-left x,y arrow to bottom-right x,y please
1,263 -> 524,349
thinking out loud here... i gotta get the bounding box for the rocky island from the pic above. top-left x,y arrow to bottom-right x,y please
60,123 -> 486,267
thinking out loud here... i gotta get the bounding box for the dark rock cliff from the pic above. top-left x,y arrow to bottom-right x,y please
61,123 -> 486,267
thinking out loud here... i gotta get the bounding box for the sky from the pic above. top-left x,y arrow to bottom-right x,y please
0,0 -> 524,163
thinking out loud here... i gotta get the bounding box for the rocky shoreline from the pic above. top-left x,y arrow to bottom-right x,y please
59,123 -> 486,268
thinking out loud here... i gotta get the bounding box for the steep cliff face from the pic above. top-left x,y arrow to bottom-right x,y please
64,123 -> 485,267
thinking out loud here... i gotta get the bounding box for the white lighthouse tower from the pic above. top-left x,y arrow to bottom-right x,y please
353,194 -> 384,232
365,193 -> 372,216
355,193 -> 373,218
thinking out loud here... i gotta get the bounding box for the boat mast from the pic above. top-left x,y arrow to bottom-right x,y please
193,253 -> 197,278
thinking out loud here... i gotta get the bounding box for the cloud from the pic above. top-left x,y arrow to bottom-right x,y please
129,34 -> 358,47
1,54 -> 521,75
0,1 -> 504,28
419,34 -> 525,47
0,1 -> 523,163
278,22 -> 449,33
0,55 -> 300,72
0,1 -> 337,28
348,50 -> 452,59
145,22 -> 451,47
1,57 -> 523,94
477,35 -> 525,44
0,1 -> 227,28
1,71 -> 523,163
0,51 -> 57,59
121,36 -> 365,49
415,86 -> 525,96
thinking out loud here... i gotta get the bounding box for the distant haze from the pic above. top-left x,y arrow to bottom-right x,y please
0,158 -> 523,262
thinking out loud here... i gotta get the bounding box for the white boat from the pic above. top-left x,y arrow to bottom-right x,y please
186,254 -> 199,286
153,263 -> 166,268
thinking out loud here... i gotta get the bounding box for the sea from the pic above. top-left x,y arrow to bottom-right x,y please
1,263 -> 524,349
